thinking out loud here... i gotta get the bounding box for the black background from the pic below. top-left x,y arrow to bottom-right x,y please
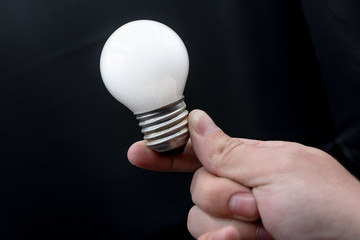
1,0 -> 359,239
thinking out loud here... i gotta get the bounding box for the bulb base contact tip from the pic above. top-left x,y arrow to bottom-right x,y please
136,98 -> 189,154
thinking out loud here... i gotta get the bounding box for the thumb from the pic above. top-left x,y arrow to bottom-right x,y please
188,110 -> 271,187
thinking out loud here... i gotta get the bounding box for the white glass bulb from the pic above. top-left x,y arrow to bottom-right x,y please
100,20 -> 190,153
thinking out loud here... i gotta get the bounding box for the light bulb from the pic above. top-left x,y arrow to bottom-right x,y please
100,20 -> 190,154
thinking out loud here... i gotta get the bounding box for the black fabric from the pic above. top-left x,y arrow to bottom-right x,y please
0,0 -> 359,239
301,0 -> 360,176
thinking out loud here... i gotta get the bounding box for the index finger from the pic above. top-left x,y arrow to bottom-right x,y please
127,139 -> 202,172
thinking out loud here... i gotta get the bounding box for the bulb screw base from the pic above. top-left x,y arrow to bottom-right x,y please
135,98 -> 189,154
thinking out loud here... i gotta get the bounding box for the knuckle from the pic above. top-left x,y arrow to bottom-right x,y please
190,167 -> 206,197
191,168 -> 218,210
187,206 -> 198,235
278,142 -> 310,167
198,182 -> 217,210
284,142 -> 303,156
306,146 -> 329,158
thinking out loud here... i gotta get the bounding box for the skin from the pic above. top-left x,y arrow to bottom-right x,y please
128,110 -> 360,240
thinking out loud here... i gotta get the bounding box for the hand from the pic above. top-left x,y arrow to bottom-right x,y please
128,110 -> 360,239
189,110 -> 360,239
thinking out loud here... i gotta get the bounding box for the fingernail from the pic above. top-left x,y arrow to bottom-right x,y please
229,192 -> 256,218
190,110 -> 219,136
256,225 -> 274,240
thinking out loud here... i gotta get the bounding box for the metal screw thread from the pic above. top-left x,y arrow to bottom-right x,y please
135,97 -> 189,153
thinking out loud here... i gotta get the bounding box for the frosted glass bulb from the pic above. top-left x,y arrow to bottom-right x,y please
100,20 -> 190,153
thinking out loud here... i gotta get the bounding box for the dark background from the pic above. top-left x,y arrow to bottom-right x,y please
0,0 -> 359,239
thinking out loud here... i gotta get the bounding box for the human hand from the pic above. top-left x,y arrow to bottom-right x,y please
128,110 -> 360,239
186,110 -> 360,240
